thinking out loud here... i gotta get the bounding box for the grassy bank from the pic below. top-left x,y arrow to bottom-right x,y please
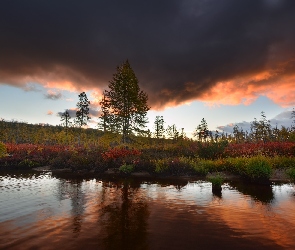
1,142 -> 295,183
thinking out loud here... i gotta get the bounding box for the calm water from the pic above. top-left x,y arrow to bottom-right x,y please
0,172 -> 295,250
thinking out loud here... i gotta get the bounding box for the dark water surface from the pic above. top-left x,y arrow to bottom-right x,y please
0,172 -> 295,250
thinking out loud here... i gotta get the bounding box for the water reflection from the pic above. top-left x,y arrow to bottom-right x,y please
55,179 -> 86,236
212,187 -> 222,198
0,172 -> 294,249
229,180 -> 274,203
100,179 -> 149,250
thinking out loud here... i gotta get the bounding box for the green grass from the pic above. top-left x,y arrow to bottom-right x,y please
207,173 -> 224,188
119,164 -> 134,174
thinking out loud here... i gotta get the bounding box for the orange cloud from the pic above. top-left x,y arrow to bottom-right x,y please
2,57 -> 295,111
90,91 -> 104,108
198,66 -> 295,108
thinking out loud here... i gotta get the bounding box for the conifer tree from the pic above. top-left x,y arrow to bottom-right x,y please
98,91 -> 116,133
194,118 -> 209,141
250,111 -> 271,141
75,92 -> 90,128
291,108 -> 295,130
103,60 -> 150,143
60,110 -> 72,128
154,116 -> 165,139
60,110 -> 72,136
166,124 -> 179,141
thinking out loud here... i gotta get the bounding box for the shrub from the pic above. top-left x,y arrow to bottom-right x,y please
167,158 -> 195,176
272,156 -> 295,169
224,157 -> 249,175
68,153 -> 94,171
207,173 -> 224,188
224,142 -> 295,158
192,159 -> 213,176
102,147 -> 141,168
245,156 -> 272,181
18,159 -> 40,168
154,159 -> 169,174
119,164 -> 134,174
0,142 -> 7,157
286,168 -> 295,182
196,141 -> 228,160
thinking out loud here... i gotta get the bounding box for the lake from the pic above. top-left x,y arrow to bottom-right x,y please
0,171 -> 295,250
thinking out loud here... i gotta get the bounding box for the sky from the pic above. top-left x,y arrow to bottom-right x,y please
1,0 -> 295,137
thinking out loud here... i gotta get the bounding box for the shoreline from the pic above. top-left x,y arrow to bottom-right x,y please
0,165 -> 292,183
22,166 -> 294,183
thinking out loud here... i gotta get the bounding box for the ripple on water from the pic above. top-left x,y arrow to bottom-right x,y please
0,172 -> 295,249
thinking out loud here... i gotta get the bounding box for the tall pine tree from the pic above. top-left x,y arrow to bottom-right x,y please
102,60 -> 150,143
153,116 -> 165,139
194,118 -> 209,141
75,92 -> 90,128
60,110 -> 72,135
98,91 -> 115,132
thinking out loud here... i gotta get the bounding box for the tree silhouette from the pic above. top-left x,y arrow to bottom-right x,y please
60,110 -> 72,129
103,60 -> 150,143
250,111 -> 272,142
75,92 -> 90,128
194,118 -> 209,141
98,91 -> 115,133
153,116 -> 165,139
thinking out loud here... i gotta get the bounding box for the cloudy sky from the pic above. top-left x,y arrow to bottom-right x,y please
1,0 -> 295,136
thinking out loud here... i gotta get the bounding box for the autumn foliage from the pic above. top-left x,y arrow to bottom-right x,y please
224,141 -> 295,158
1,141 -> 295,170
102,147 -> 141,160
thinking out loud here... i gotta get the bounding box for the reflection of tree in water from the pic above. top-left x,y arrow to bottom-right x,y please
212,188 -> 222,199
71,180 -> 85,237
229,180 -> 274,204
100,178 -> 149,250
156,178 -> 188,190
56,178 -> 86,237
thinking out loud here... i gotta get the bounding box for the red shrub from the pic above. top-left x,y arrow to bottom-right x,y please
102,147 -> 141,160
224,142 -> 295,157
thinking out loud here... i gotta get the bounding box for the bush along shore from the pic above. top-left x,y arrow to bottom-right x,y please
1,141 -> 295,184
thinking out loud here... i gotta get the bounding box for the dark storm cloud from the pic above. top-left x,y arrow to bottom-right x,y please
1,0 -> 295,108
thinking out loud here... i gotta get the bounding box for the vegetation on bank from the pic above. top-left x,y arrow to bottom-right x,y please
1,139 -> 295,183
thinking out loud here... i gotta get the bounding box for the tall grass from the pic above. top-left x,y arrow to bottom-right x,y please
207,173 -> 224,189
245,155 -> 272,181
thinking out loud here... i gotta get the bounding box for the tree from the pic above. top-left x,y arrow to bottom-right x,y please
166,124 -> 179,141
232,125 -> 245,143
250,111 -> 272,142
98,91 -> 114,132
153,116 -> 165,139
194,118 -> 209,141
60,110 -> 72,128
60,110 -> 72,140
291,108 -> 295,130
75,92 -> 90,128
104,60 -> 150,143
